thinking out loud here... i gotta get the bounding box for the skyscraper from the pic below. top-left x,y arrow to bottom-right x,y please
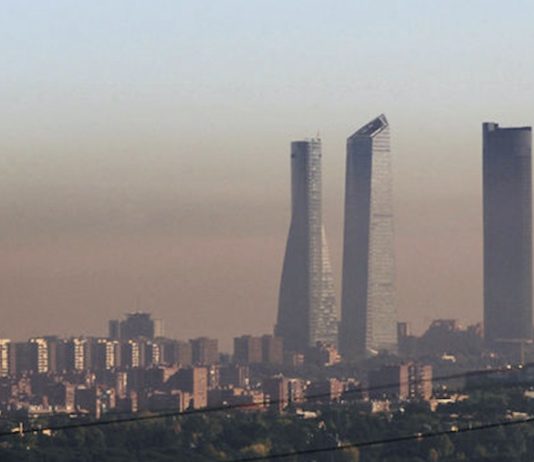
275,138 -> 338,353
340,115 -> 397,359
483,122 -> 532,346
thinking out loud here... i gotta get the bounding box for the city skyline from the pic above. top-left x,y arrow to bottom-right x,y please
4,115 -> 530,351
2,1 -> 534,348
4,3 -> 534,460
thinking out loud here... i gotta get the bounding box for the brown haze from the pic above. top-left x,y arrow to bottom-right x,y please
0,110 -> 487,350
3,1 -> 533,350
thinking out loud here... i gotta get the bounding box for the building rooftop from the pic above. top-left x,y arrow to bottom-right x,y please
349,114 -> 388,140
484,122 -> 531,132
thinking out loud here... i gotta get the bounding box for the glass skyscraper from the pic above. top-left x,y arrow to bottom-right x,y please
340,115 -> 397,359
483,122 -> 532,345
275,139 -> 338,353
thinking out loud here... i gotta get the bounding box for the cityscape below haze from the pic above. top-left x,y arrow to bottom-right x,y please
3,2 -> 534,460
1,115 -> 532,423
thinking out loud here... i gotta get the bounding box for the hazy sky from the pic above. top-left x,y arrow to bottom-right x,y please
1,1 -> 534,349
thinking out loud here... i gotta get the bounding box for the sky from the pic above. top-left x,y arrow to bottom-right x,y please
1,0 -> 534,350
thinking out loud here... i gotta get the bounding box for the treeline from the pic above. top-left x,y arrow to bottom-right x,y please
1,389 -> 534,461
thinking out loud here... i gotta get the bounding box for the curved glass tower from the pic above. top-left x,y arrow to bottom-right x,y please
275,139 -> 338,353
340,115 -> 397,359
483,122 -> 532,346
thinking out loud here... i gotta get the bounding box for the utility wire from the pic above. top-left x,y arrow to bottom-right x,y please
230,415 -> 534,461
0,361 -> 531,438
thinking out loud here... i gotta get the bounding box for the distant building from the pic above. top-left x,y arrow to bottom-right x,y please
75,386 -> 100,417
205,364 -> 219,389
306,378 -> 344,402
190,337 -> 218,365
108,312 -> 163,341
108,320 -> 120,340
340,115 -> 397,359
168,367 -> 208,409
151,338 -> 192,366
207,387 -> 264,409
121,340 -> 148,369
284,351 -> 304,368
305,343 -> 340,367
65,338 -> 92,372
483,122 -> 533,346
261,335 -> 283,365
397,322 -> 409,339
263,376 -> 288,412
368,363 -> 432,401
275,138 -> 338,353
397,322 -> 417,357
174,341 -> 193,366
146,340 -> 161,366
233,336 -> 263,364
115,371 -> 128,399
0,340 -> 10,377
29,338 -> 49,374
287,378 -> 305,404
93,339 -> 121,371
47,382 -> 75,411
418,319 -> 483,356
148,390 -> 186,412
12,342 -> 32,375
220,364 -> 249,388
144,366 -> 179,389
233,335 -> 284,365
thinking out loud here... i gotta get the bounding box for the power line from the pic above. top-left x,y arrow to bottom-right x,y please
230,415 -> 534,461
0,361 -> 530,438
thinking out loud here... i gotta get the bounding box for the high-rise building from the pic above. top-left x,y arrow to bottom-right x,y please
233,336 -> 263,364
340,115 -> 397,359
219,364 -> 250,388
483,122 -> 533,345
168,367 -> 208,409
109,312 -> 162,340
93,339 -> 121,371
275,138 -> 338,352
0,339 -> 10,377
108,320 -> 120,340
121,339 -> 148,369
29,338 -> 49,374
174,340 -> 193,366
190,337 -> 218,365
261,335 -> 284,365
11,342 -> 32,375
263,375 -> 289,413
65,337 -> 92,372
368,363 -> 432,401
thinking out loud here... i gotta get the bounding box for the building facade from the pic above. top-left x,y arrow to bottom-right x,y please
109,312 -> 163,340
233,336 -> 263,364
483,122 -> 533,346
275,138 -> 338,352
0,340 -> 10,377
368,363 -> 432,401
190,337 -> 218,365
340,115 -> 397,359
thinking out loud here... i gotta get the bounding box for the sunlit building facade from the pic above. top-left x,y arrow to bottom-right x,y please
340,115 -> 397,359
0,339 -> 10,377
276,139 -> 338,352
